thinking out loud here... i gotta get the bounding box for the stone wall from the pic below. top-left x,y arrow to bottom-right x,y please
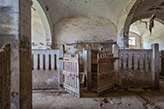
0,44 -> 11,109
0,0 -> 32,108
0,1 -> 20,108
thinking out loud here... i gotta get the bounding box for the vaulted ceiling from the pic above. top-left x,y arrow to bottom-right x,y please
35,0 -> 164,36
124,0 -> 164,34
36,0 -> 132,26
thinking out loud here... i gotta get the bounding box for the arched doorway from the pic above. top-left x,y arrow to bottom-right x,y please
123,0 -> 164,48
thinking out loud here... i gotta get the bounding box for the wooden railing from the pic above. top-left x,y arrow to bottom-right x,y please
0,44 -> 11,109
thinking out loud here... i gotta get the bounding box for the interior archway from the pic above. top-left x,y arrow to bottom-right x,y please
32,0 -> 52,49
129,19 -> 164,50
123,0 -> 164,48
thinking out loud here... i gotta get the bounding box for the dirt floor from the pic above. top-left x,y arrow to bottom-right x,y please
33,79 -> 164,109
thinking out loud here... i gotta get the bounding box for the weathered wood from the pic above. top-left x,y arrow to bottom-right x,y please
63,54 -> 80,98
0,44 -> 11,109
161,50 -> 164,76
97,53 -> 116,93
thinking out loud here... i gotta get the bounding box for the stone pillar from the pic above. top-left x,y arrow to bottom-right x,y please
19,0 -> 32,108
112,44 -> 119,85
58,44 -> 64,88
0,0 -> 32,108
123,28 -> 129,49
83,45 -> 91,90
151,43 -> 159,89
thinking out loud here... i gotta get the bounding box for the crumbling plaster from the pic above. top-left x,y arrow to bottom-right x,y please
35,0 -> 136,48
32,7 -> 46,49
32,0 -> 52,49
0,0 -> 32,108
123,0 -> 164,48
33,0 -> 164,49
53,15 -> 117,48
141,21 -> 164,50
129,19 -> 164,50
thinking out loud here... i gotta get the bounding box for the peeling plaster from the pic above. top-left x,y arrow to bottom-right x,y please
53,15 -> 117,48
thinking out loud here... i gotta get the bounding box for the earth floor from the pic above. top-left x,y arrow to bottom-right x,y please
33,79 -> 164,109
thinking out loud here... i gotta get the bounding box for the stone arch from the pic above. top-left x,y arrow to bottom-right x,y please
117,0 -> 137,48
122,0 -> 164,48
32,0 -> 52,49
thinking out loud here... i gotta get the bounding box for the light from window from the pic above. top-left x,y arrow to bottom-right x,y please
129,37 -> 135,46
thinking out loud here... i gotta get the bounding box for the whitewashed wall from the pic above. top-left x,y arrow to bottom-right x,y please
32,8 -> 46,49
53,15 -> 117,48
142,21 -> 164,50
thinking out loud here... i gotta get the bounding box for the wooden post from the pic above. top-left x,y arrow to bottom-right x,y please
112,44 -> 119,85
0,44 -> 11,109
0,51 -> 2,109
151,43 -> 159,89
161,50 -> 164,76
3,44 -> 11,109
58,45 -> 64,88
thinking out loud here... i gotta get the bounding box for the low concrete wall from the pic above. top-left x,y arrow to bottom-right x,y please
32,70 -> 59,89
113,44 -> 159,89
32,49 -> 59,89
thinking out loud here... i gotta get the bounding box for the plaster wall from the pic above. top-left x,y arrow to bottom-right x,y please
53,15 -> 117,48
33,70 -> 59,89
129,32 -> 141,49
32,0 -> 52,49
142,21 -> 164,50
32,8 -> 46,49
0,0 -> 32,108
0,1 -> 20,108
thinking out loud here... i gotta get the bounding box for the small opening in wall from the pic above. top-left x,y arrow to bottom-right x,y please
49,54 -> 51,70
54,54 -> 57,70
129,37 -> 135,48
37,54 -> 40,70
43,54 -> 45,70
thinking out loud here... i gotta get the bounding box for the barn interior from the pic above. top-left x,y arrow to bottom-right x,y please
1,0 -> 164,109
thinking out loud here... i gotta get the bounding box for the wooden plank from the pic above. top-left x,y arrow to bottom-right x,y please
97,53 -> 116,93
63,54 -> 80,98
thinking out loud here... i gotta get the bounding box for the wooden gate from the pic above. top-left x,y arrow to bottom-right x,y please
63,54 -> 80,98
97,53 -> 116,93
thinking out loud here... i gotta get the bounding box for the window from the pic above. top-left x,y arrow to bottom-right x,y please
129,37 -> 135,48
129,37 -> 135,46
